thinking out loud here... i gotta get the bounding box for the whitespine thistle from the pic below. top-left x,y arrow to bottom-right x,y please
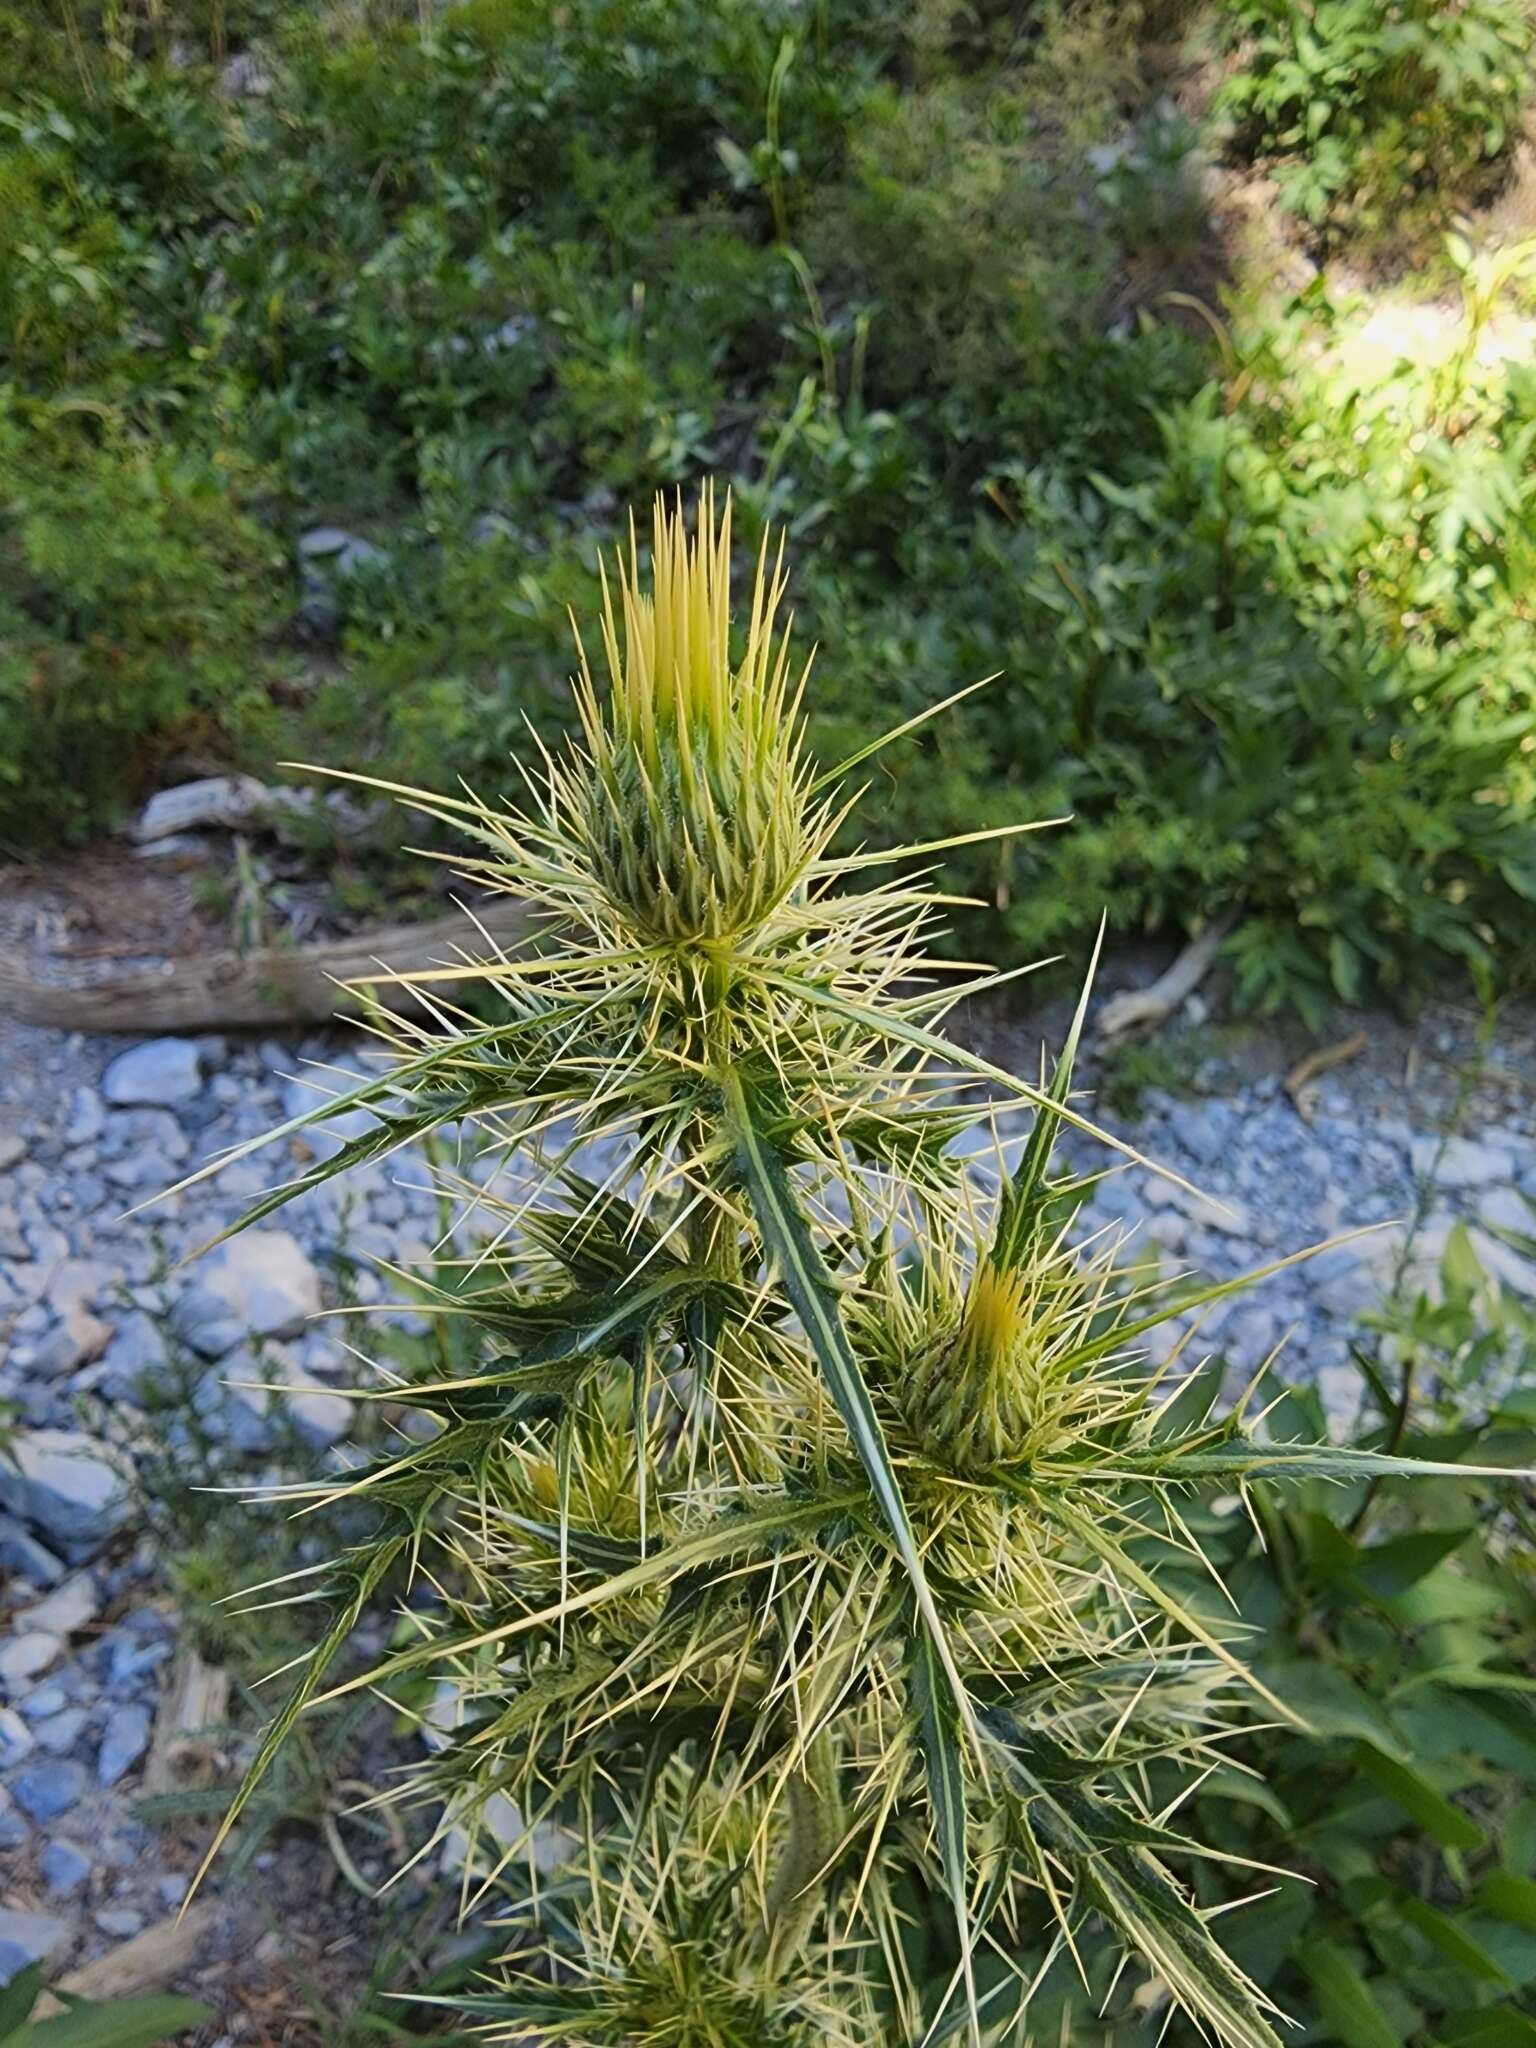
165,487 -> 1509,2048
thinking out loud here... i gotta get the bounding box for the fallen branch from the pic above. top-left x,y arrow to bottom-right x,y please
0,897 -> 531,1032
1093,916 -> 1235,1048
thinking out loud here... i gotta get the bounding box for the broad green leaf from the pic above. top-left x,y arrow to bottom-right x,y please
0,1965 -> 45,2040
1478,1871 -> 1536,1935
1298,1940 -> 1403,2048
1356,1744 -> 1485,1851
1355,1529 -> 1472,1600
1400,1898 -> 1514,1987
1259,1661 -> 1398,1746
1439,2010 -> 1536,2047
19,1995 -> 212,2046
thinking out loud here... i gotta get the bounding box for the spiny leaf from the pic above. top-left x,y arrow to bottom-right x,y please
983,1707 -> 1284,2048
187,1528 -> 412,1899
908,1625 -> 977,2045
725,1070 -> 972,1725
989,918 -> 1103,1274
308,1489 -> 864,1706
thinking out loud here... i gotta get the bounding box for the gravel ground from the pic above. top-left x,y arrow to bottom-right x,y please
1,990 -> 1533,2028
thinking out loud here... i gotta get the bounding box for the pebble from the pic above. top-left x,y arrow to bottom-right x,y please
21,1571 -> 100,1639
12,1757 -> 89,1823
40,1839 -> 92,1895
0,1708 -> 34,1769
97,1702 -> 152,1787
0,1907 -> 69,1986
171,1228 -> 322,1358
0,1632 -> 62,1694
33,1707 -> 90,1756
101,1038 -> 203,1109
0,1431 -> 130,1562
95,1906 -> 146,1938
1410,1133 -> 1516,1190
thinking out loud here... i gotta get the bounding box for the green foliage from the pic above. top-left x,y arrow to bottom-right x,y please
0,403 -> 282,845
2,0 -> 1535,1007
0,1968 -> 208,2046
1218,0 -> 1533,238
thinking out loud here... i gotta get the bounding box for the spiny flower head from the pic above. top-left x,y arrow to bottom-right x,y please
573,482 -> 813,945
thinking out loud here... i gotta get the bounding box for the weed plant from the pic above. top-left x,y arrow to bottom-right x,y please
166,491 -> 1526,2046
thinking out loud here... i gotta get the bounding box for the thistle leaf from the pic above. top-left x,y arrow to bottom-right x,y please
725,1071 -> 971,1722
983,1707 -> 1285,2048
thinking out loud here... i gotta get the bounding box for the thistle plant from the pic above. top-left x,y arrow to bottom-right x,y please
172,487 -> 1509,2048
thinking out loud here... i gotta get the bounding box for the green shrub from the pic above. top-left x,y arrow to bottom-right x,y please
1218,0 -> 1533,238
0,406 -> 283,842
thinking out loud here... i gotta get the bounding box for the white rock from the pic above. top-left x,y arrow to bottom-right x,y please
0,1430 -> 130,1561
102,1039 -> 202,1108
1410,1133 -> 1517,1191
0,1707 -> 34,1768
0,1133 -> 26,1172
63,1089 -> 105,1145
94,1311 -> 169,1398
0,1632 -> 62,1694
1478,1185 -> 1535,1239
20,1572 -> 100,1640
172,1230 -> 322,1358
1472,1227 -> 1536,1301
0,1907 -> 70,1983
281,1369 -> 353,1449
34,1309 -> 113,1380
1169,1186 -> 1252,1238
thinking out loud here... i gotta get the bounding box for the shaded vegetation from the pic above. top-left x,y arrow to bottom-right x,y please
2,0 -> 1535,1018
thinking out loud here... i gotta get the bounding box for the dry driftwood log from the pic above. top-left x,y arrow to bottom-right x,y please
1093,916 -> 1235,1048
0,898 -> 531,1033
28,1904 -> 219,2018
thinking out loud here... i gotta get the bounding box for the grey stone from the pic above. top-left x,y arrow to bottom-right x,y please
20,1571 -> 99,1639
1170,1186 -> 1253,1238
96,1311 -> 169,1398
0,1205 -> 27,1260
64,1086 -> 105,1146
297,526 -> 388,575
1410,1133 -> 1517,1191
1478,1185 -> 1534,1239
97,1702 -> 152,1787
40,1839 -> 91,1895
0,1908 -> 69,1987
0,1132 -> 26,1171
171,1230 -> 321,1357
34,1310 -> 113,1379
95,1907 -> 145,1938
0,1789 -> 26,1852
102,1037 -> 202,1108
18,1681 -> 68,1721
281,1367 -> 353,1448
0,1632 -> 62,1693
281,1070 -> 377,1161
0,1430 -> 130,1560
0,1706 -> 34,1767
33,1707 -> 89,1756
12,1756 -> 89,1823
194,1358 -> 274,1454
0,1515 -> 64,1588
